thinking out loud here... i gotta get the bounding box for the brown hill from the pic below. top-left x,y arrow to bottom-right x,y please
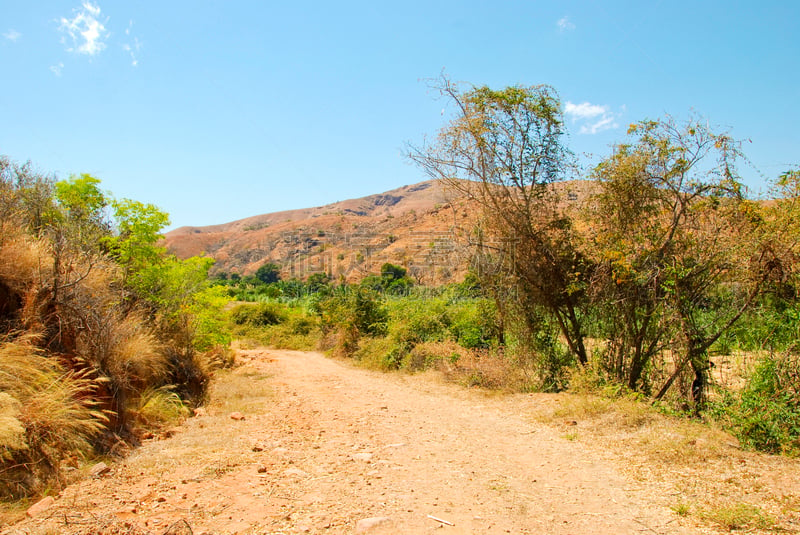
163,180 -> 594,285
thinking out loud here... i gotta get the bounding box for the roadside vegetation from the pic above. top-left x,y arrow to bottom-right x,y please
216,78 -> 800,464
0,158 -> 231,501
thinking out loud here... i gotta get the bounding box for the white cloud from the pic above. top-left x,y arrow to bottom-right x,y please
3,29 -> 21,42
557,16 -> 575,32
122,20 -> 141,66
58,1 -> 109,56
565,101 -> 622,135
565,101 -> 606,120
50,62 -> 64,76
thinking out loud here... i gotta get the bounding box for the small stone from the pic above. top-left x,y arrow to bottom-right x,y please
90,462 -> 111,477
355,517 -> 392,533
163,519 -> 193,535
257,466 -> 268,473
352,452 -> 373,462
26,496 -> 55,517
229,412 -> 245,421
252,445 -> 264,452
193,407 -> 207,417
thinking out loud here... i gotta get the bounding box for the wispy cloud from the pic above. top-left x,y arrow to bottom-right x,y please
565,101 -> 622,135
50,62 -> 64,76
557,16 -> 575,32
58,1 -> 109,56
3,29 -> 21,42
122,20 -> 141,66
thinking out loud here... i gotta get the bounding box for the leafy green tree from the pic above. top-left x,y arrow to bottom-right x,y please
306,272 -> 332,294
106,198 -> 170,285
255,262 -> 281,284
408,78 -> 589,364
54,174 -> 108,228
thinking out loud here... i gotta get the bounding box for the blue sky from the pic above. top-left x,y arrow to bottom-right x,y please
1,1 -> 797,229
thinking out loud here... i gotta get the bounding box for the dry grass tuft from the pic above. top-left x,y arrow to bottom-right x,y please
132,386 -> 190,428
0,227 -> 49,291
434,344 -> 536,391
108,324 -> 168,391
700,502 -> 776,531
0,334 -> 106,498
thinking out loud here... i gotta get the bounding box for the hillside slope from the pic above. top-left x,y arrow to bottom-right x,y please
164,180 -> 595,284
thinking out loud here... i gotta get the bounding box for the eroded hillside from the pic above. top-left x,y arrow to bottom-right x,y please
164,180 -> 595,284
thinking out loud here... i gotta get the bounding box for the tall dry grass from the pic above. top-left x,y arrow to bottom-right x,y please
0,334 -> 106,498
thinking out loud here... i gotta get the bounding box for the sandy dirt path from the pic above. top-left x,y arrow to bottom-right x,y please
4,349 -> 697,534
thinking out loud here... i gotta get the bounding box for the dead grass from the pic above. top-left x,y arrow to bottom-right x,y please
523,389 -> 800,533
0,335 -> 107,498
208,362 -> 275,415
422,342 -> 538,391
117,358 -> 274,479
700,502 -> 776,531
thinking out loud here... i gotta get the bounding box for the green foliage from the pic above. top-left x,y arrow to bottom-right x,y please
54,174 -> 107,222
188,285 -> 233,352
409,77 -> 590,366
230,302 -> 287,327
359,263 -> 414,295
449,299 -> 499,349
228,299 -> 320,350
712,351 -> 800,455
590,116 -> 762,403
105,198 -> 170,278
320,289 -> 388,338
255,262 -> 281,284
306,272 -> 332,294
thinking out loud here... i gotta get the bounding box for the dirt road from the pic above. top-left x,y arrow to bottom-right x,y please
5,349 -> 697,534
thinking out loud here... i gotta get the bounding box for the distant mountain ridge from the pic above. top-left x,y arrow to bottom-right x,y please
163,179 -> 595,284
164,180 -> 463,284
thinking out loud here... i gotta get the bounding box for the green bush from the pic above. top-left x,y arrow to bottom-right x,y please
449,299 -> 499,349
319,289 -> 388,339
229,300 -> 321,351
230,302 -> 286,327
712,351 -> 800,455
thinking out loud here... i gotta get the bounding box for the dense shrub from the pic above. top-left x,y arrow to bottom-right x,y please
317,289 -> 388,356
228,300 -> 320,351
230,302 -> 286,327
712,351 -> 800,455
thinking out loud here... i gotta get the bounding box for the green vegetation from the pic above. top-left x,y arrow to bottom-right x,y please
403,78 -> 800,455
0,157 -> 231,499
4,77 -> 798,510
213,86 -> 798,459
